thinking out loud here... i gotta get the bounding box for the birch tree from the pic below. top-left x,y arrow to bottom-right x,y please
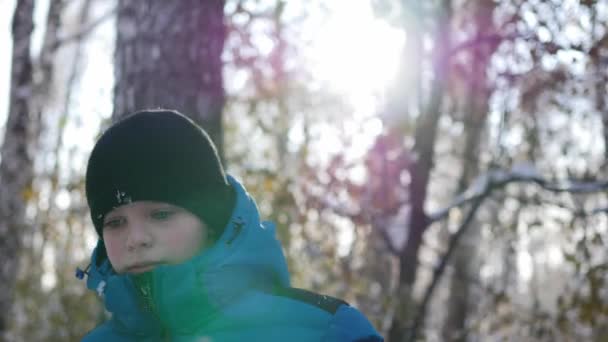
0,0 -> 35,337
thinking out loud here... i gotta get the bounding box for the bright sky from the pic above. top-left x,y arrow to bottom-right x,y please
0,0 -> 581,289
306,1 -> 404,106
1,0 -> 403,155
299,1 -> 404,169
0,0 -> 16,142
0,0 -> 405,275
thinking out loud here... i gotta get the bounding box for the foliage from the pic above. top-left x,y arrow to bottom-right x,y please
2,0 -> 608,340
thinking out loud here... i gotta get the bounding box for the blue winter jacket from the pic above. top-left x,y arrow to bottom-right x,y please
81,175 -> 383,341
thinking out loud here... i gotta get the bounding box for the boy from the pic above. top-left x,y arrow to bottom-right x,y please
79,109 -> 383,341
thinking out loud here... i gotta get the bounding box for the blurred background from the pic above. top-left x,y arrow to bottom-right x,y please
1,0 -> 608,341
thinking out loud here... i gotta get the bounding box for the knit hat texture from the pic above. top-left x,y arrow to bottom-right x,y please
85,109 -> 235,239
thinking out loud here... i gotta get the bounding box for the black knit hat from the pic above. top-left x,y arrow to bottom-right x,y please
85,109 -> 235,239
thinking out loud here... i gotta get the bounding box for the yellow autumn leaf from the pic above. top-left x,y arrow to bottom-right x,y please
21,185 -> 37,202
264,178 -> 274,192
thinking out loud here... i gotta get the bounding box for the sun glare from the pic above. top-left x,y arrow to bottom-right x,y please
307,1 -> 405,103
300,1 -> 404,166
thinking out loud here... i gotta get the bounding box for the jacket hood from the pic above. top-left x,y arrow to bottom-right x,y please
83,175 -> 290,336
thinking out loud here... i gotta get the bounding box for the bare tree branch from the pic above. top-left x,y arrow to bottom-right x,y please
409,167 -> 608,340
376,220 -> 400,256
449,33 -> 526,57
576,206 -> 608,217
409,188 -> 487,341
52,6 -> 117,50
429,168 -> 608,223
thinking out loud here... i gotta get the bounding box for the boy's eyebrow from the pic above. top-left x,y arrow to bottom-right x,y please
103,214 -> 123,222
151,204 -> 173,209
151,204 -> 180,210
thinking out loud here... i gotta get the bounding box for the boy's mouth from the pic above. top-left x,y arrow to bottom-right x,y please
126,262 -> 159,274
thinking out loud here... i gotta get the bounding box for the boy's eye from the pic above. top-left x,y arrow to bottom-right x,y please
103,217 -> 125,229
151,209 -> 175,220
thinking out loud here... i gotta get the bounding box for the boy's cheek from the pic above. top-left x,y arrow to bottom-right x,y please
164,231 -> 193,250
163,229 -> 204,260
103,236 -> 124,270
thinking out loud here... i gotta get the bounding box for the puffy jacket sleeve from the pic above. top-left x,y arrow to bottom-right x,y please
322,304 -> 384,342
81,321 -> 120,342
81,320 -> 157,342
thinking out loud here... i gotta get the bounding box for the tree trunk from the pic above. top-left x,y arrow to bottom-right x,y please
443,2 -> 496,340
113,0 -> 226,158
591,23 -> 608,166
0,0 -> 35,336
388,1 -> 453,340
443,109 -> 485,340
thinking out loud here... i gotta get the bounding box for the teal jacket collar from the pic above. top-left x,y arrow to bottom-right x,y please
84,175 -> 290,336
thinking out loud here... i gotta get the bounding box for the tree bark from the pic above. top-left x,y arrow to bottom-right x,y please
443,2 -> 496,340
590,11 -> 608,166
0,0 -> 35,335
388,1 -> 453,340
113,0 -> 226,158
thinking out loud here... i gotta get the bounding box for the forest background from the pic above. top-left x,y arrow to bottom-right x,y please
1,0 -> 608,341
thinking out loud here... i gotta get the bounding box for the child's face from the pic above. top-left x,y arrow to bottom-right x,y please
102,201 -> 208,274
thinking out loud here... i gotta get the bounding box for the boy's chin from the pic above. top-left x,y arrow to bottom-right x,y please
126,264 -> 156,274
120,262 -> 163,275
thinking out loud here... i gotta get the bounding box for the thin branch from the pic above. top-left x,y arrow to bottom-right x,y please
416,255 -> 555,322
429,169 -> 608,223
408,169 -> 608,340
408,188 -> 487,341
576,206 -> 608,217
61,0 -> 91,116
52,6 -> 117,49
302,185 -> 402,256
449,33 -> 525,57
376,221 -> 400,256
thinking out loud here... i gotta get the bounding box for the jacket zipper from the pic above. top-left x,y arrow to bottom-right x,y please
134,272 -> 169,340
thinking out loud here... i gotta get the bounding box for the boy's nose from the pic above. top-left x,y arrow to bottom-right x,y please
126,224 -> 152,250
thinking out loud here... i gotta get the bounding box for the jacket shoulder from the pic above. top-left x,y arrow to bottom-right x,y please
268,287 -> 383,341
81,321 -> 138,342
323,305 -> 384,342
81,321 -> 113,342
271,287 -> 348,314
